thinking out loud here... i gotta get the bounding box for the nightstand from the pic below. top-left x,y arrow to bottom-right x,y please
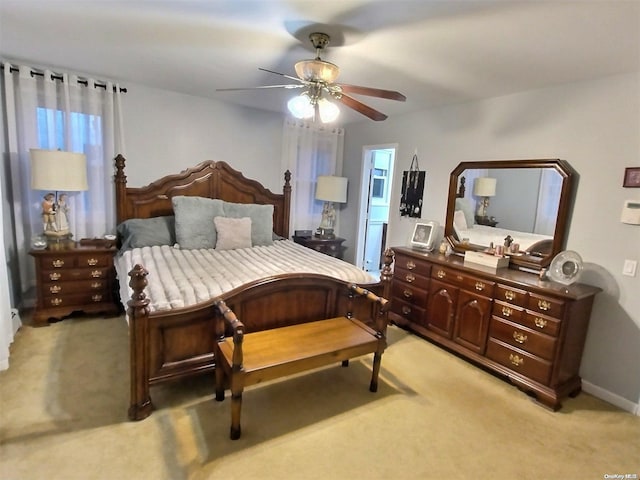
475,215 -> 499,227
29,241 -> 120,326
292,235 -> 346,259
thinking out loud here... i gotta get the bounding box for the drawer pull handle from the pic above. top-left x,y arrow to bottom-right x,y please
475,281 -> 485,291
534,317 -> 548,329
51,298 -> 62,306
513,331 -> 528,344
49,285 -> 61,294
505,290 -> 515,301
91,270 -> 103,278
406,261 -> 416,270
502,306 -> 513,317
437,270 -> 446,279
405,273 -> 416,283
402,306 -> 412,315
91,282 -> 103,289
538,299 -> 551,311
87,258 -> 99,266
509,354 -> 524,366
403,289 -> 413,298
52,259 -> 64,268
49,272 -> 61,281
91,294 -> 103,302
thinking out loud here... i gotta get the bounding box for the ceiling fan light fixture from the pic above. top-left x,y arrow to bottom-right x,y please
294,60 -> 340,83
287,93 -> 314,119
318,97 -> 340,123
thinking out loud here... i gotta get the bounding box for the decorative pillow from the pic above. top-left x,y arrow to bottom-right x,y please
222,201 -> 274,246
453,210 -> 468,231
455,198 -> 475,227
214,216 -> 252,250
172,196 -> 225,249
116,215 -> 175,251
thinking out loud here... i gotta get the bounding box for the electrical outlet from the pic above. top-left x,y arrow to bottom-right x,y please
622,259 -> 637,277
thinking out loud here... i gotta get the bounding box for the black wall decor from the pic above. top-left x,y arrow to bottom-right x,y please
399,154 -> 425,217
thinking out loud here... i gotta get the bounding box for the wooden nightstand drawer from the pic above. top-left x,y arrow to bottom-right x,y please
42,267 -> 111,283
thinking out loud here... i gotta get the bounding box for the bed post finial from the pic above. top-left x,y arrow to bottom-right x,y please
283,170 -> 292,238
380,248 -> 394,301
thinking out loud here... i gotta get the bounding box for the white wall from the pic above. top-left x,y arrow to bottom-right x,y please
121,83 -> 286,192
342,73 -> 640,407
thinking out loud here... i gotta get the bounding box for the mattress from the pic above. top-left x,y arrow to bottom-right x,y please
115,239 -> 376,313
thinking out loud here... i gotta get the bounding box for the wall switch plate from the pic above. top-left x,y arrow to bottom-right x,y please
622,259 -> 637,277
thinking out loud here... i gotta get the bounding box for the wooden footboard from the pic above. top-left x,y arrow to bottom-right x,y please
126,250 -> 395,421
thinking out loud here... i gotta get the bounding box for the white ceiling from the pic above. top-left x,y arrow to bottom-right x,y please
1,0 -> 639,124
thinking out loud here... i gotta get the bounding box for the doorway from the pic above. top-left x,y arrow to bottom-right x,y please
356,145 -> 396,272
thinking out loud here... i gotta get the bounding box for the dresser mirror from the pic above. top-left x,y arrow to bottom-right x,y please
445,159 -> 576,271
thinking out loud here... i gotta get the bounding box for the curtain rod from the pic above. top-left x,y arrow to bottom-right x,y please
2,64 -> 127,93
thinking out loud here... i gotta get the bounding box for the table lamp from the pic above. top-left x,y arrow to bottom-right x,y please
30,148 -> 88,241
473,177 -> 496,218
315,175 -> 348,239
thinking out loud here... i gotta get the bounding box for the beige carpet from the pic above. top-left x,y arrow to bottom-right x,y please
1,313 -> 638,480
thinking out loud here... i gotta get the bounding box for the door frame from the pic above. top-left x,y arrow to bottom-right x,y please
355,143 -> 397,270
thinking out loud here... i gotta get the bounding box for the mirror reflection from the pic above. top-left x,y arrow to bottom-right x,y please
445,159 -> 576,270
454,168 -> 562,254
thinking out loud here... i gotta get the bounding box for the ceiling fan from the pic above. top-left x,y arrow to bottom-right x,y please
217,32 -> 406,122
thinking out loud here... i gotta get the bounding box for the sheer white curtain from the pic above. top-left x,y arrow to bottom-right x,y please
3,63 -> 125,295
281,119 -> 344,233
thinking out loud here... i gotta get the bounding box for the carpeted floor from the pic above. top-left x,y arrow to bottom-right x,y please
1,313 -> 638,480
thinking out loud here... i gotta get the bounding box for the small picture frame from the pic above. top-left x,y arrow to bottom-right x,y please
410,221 -> 437,251
623,167 -> 640,188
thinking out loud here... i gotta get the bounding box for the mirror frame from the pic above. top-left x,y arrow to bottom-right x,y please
445,159 -> 577,272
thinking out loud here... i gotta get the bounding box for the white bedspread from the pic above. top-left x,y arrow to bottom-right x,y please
115,239 -> 377,313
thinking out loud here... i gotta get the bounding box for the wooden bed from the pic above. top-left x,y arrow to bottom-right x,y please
114,155 -> 393,421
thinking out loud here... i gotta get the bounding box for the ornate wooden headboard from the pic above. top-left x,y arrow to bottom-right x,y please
114,154 -> 292,238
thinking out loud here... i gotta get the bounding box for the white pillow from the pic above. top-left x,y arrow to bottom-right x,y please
453,210 -> 468,231
214,216 -> 252,250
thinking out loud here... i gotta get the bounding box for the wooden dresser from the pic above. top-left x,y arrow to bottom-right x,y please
390,246 -> 601,410
30,241 -> 120,326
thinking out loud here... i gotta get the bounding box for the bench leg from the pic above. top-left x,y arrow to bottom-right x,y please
369,352 -> 383,392
341,359 -> 349,367
230,391 -> 243,440
215,361 -> 225,402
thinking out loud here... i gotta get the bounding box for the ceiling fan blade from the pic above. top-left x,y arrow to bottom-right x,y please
216,84 -> 305,92
337,84 -> 406,102
335,93 -> 388,121
258,67 -> 306,84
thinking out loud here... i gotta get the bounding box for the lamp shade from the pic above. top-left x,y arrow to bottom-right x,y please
315,176 -> 348,203
473,177 -> 496,197
30,149 -> 88,191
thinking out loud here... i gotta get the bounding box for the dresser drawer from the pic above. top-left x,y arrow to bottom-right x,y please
431,267 -> 495,296
394,254 -> 431,277
390,297 -> 426,325
493,300 -> 525,324
522,311 -> 561,337
528,293 -> 565,318
495,284 -> 528,308
392,281 -> 428,306
486,338 -> 552,385
394,266 -> 430,288
489,317 -> 557,361
42,267 -> 112,283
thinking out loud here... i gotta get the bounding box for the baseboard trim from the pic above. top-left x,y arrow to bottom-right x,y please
582,380 -> 639,415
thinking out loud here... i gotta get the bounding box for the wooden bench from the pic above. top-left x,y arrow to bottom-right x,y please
214,284 -> 389,440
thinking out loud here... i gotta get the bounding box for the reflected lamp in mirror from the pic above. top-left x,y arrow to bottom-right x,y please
30,148 -> 88,241
473,177 -> 497,218
315,175 -> 348,239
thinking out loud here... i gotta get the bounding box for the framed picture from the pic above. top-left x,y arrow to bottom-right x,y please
623,167 -> 640,188
410,221 -> 438,251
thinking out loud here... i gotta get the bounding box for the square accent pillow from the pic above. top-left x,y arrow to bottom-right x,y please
214,216 -> 252,250
222,201 -> 274,246
455,198 -> 475,227
172,196 -> 225,249
116,215 -> 175,251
